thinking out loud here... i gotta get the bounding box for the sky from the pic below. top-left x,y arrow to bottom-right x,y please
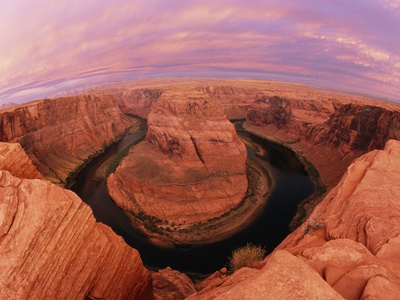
1,0 -> 400,105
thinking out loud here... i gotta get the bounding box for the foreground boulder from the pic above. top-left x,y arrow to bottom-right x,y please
0,143 -> 153,299
107,87 -> 248,244
189,140 -> 400,299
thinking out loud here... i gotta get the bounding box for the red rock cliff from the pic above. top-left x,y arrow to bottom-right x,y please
0,95 -> 133,184
107,87 -> 248,244
189,140 -> 400,299
114,88 -> 164,118
0,142 -> 153,300
306,103 -> 400,157
0,142 -> 43,179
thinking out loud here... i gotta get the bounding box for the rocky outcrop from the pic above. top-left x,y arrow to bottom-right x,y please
0,142 -> 43,179
152,267 -> 196,300
0,95 -> 133,184
107,87 -> 248,244
189,250 -> 343,299
306,104 -> 400,157
114,88 -> 164,118
196,85 -> 261,119
0,143 -> 153,299
247,96 -> 293,129
190,140 -> 400,299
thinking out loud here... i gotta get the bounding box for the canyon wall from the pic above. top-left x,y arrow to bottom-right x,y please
0,95 -> 133,184
113,88 -> 164,118
189,140 -> 400,299
0,142 -> 153,299
107,87 -> 248,243
307,103 -> 400,157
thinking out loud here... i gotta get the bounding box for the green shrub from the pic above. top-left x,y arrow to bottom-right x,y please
229,243 -> 266,271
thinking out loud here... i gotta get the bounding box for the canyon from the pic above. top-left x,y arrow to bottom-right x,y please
0,78 -> 399,299
0,94 -> 133,185
107,87 -> 251,245
0,142 -> 153,299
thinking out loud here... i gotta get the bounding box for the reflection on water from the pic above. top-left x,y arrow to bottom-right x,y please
71,125 -> 314,274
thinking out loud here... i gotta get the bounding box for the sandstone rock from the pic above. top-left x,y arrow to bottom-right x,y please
0,102 -> 17,111
247,96 -> 292,129
0,142 -> 43,179
195,268 -> 228,292
107,88 -> 248,240
0,170 -> 153,299
114,88 -> 163,118
189,250 -> 343,300
152,267 -> 196,300
277,140 -> 400,299
196,85 -> 261,119
306,104 -> 400,158
192,140 -> 400,299
0,94 -> 133,184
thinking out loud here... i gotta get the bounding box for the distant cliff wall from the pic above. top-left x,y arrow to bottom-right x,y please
306,104 -> 400,156
0,95 -> 133,184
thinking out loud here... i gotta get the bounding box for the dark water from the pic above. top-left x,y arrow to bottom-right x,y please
71,125 -> 314,274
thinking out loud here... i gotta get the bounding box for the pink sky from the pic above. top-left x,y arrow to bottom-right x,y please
1,0 -> 400,104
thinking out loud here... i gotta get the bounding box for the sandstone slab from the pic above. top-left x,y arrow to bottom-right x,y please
0,169 -> 153,299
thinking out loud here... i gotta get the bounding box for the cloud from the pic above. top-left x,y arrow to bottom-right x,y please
0,0 -> 399,104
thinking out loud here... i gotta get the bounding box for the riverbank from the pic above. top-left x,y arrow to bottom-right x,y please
125,156 -> 271,248
93,121 -> 145,181
65,118 -> 143,188
242,121 -> 345,229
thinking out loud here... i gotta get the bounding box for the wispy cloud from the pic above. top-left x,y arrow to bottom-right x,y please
1,0 -> 399,104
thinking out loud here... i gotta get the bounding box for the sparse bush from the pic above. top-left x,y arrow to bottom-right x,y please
229,243 -> 266,272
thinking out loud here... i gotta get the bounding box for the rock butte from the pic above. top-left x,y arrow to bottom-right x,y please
107,87 -> 249,243
0,78 -> 400,298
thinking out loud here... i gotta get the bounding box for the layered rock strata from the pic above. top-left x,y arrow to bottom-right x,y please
189,140 -> 400,299
307,103 -> 400,157
0,95 -> 133,184
107,88 -> 248,243
114,88 -> 164,118
0,142 -> 43,179
0,142 -> 153,299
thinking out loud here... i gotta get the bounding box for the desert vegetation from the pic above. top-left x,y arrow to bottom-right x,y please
229,243 -> 266,272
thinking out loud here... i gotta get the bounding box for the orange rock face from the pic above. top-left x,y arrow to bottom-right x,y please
107,88 -> 248,241
189,140 -> 400,299
189,250 -> 343,300
0,142 -> 43,179
0,95 -> 133,184
0,144 -> 153,300
114,88 -> 164,118
152,267 -> 196,300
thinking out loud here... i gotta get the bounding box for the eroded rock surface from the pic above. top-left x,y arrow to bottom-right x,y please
189,250 -> 343,300
0,142 -> 43,179
114,88 -> 164,118
152,267 -> 196,300
0,143 -> 153,299
107,87 -> 248,243
189,140 -> 400,299
307,103 -> 400,157
0,95 -> 133,184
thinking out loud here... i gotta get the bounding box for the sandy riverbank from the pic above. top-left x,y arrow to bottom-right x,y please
125,157 -> 271,248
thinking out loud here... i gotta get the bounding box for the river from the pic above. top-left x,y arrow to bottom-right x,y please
71,121 -> 314,274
